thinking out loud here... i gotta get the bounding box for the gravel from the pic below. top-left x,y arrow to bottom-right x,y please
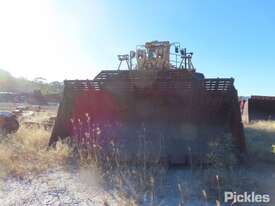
0,167 -> 118,206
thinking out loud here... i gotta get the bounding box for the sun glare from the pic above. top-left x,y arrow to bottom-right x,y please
0,0 -> 98,81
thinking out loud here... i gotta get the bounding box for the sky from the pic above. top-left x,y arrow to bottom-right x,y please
0,0 -> 274,96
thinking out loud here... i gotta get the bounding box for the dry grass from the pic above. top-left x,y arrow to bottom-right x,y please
0,126 -> 70,178
245,121 -> 275,163
246,120 -> 275,132
0,107 -> 275,205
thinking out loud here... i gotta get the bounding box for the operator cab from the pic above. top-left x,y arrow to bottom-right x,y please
117,40 -> 196,71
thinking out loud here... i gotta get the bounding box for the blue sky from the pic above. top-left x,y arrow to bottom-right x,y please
0,0 -> 274,96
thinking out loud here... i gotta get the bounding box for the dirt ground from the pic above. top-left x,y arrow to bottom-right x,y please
0,103 -> 275,206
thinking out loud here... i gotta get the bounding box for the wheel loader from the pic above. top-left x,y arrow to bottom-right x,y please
49,41 -> 246,164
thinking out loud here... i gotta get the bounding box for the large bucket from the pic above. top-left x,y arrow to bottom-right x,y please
245,96 -> 275,122
49,70 -> 246,164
